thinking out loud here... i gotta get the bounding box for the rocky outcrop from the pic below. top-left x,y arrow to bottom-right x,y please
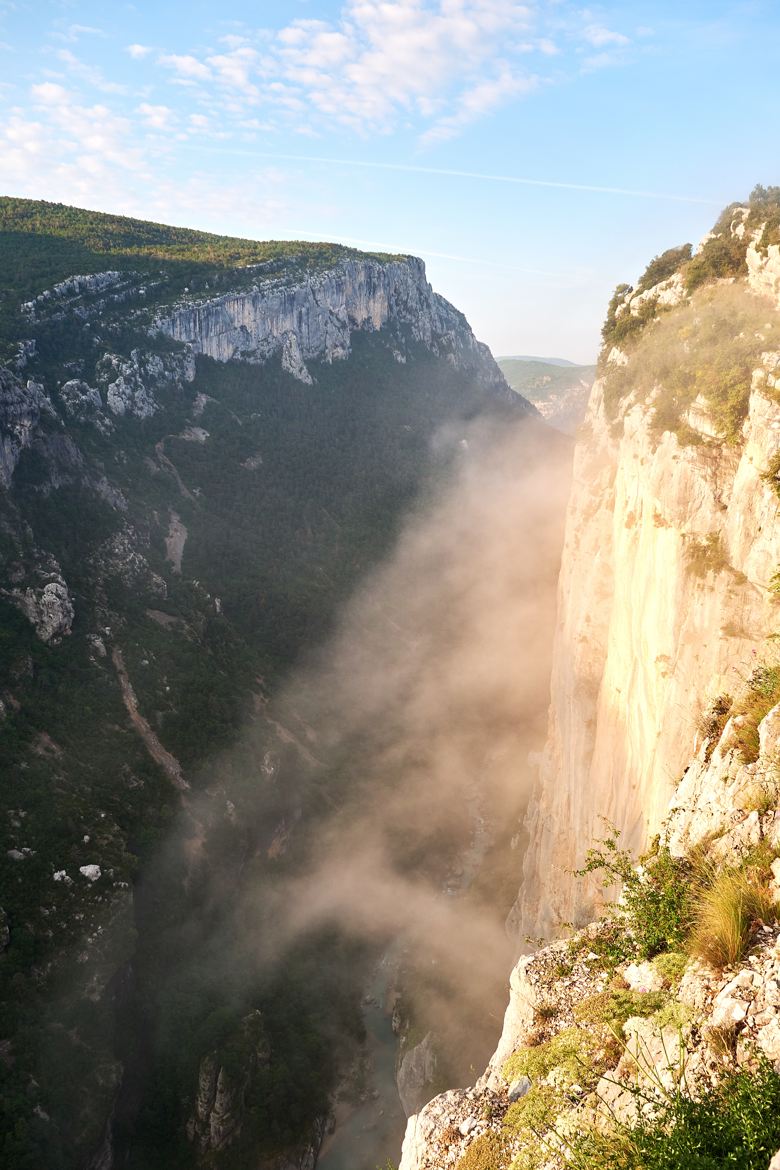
187,1011 -> 270,1154
154,257 -> 516,397
397,1032 -> 438,1117
0,368 -> 56,487
11,568 -> 75,643
400,699 -> 780,1170
97,347 -> 195,419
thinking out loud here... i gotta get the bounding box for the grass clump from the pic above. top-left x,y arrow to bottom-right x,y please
730,662 -> 780,763
574,986 -> 668,1036
689,865 -> 777,968
502,1026 -> 618,1095
454,1131 -> 510,1170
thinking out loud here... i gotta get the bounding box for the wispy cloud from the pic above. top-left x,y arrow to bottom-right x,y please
122,1 -> 640,144
158,53 -> 213,82
56,48 -> 126,94
192,148 -> 720,205
53,23 -> 106,44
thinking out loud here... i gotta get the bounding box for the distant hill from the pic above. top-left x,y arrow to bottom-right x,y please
498,354 -> 582,367
497,357 -> 596,434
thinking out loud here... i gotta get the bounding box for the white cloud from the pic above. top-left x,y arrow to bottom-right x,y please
56,49 -> 127,94
54,23 -> 107,44
138,102 -> 175,130
127,43 -> 152,59
582,24 -> 629,47
421,65 -> 539,143
158,53 -> 213,81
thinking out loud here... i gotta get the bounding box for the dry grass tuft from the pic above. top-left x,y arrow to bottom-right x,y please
689,867 -> 776,968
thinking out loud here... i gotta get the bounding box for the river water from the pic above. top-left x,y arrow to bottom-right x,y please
317,950 -> 407,1170
317,790 -> 495,1170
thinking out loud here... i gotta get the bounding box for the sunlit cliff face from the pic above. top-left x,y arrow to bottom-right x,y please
516,279 -> 780,942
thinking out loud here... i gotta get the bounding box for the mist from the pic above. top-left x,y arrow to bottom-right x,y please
118,410 -> 572,1163
234,414 -> 572,1078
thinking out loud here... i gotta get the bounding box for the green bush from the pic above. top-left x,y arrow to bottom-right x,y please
572,1060 -> 780,1170
575,827 -> 696,960
636,244 -> 692,293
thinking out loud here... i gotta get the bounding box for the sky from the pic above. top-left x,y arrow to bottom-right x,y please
0,1 -> 778,362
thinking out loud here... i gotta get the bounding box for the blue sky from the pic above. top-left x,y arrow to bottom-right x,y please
0,0 -> 778,361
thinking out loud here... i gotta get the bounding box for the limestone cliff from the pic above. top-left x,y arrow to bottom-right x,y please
397,186 -> 780,1170
154,255 -> 511,395
0,200 -> 534,1170
515,194 -> 780,938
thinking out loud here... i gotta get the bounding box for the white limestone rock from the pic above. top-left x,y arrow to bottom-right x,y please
97,347 -> 195,419
280,330 -> 313,384
18,574 -> 74,644
155,257 -> 516,401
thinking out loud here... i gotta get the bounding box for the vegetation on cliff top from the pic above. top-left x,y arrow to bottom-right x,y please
600,187 -> 780,442
0,196 -> 403,350
601,280 -> 780,443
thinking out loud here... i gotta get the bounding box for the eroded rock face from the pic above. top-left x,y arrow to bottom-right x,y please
0,368 -> 56,487
516,362 -> 780,939
17,573 -> 75,643
154,257 -> 514,397
397,1032 -> 438,1117
97,348 -> 195,419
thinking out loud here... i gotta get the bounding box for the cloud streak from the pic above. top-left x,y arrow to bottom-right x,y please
213,148 -> 722,205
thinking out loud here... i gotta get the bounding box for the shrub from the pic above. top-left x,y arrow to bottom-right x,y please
684,533 -> 729,579
689,865 -> 776,968
635,244 -> 692,293
502,1083 -> 562,1138
575,827 -> 696,960
650,951 -> 688,988
697,693 -> 733,759
571,1059 -> 780,1170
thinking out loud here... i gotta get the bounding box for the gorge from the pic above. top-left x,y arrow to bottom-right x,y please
5,186 -> 780,1170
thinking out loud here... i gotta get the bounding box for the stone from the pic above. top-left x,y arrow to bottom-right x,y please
757,1017 -> 780,1063
624,961 -> 664,994
507,1077 -> 531,1102
19,576 -> 74,644
710,994 -> 749,1031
